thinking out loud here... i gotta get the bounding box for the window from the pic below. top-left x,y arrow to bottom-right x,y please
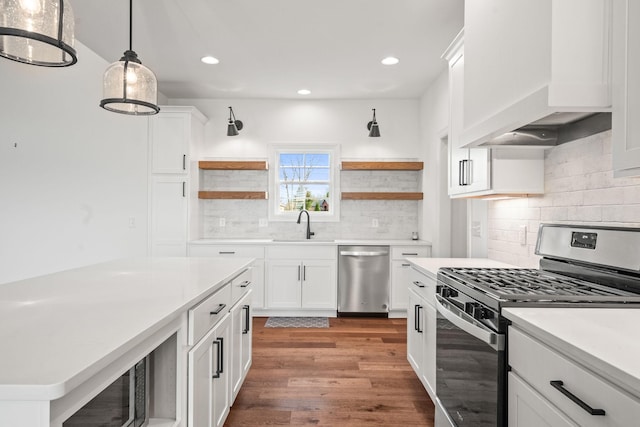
269,144 -> 340,221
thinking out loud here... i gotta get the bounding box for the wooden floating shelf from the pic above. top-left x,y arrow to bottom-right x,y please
199,191 -> 268,200
341,192 -> 423,200
199,160 -> 268,170
341,161 -> 424,171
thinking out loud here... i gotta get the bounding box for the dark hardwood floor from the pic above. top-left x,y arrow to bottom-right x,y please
225,317 -> 435,426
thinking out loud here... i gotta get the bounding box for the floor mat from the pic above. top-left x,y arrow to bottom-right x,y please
264,317 -> 329,328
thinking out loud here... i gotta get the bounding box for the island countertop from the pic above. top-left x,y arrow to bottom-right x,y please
0,257 -> 252,401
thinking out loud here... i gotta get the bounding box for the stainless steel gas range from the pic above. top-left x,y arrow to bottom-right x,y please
434,224 -> 640,427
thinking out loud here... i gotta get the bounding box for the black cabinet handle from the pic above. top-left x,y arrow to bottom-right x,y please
182,181 -> 186,197
303,265 -> 306,281
550,380 -> 605,416
219,251 -> 236,255
458,160 -> 464,186
298,265 -> 301,281
242,304 -> 250,334
413,280 -> 425,288
209,303 -> 226,315
218,337 -> 224,374
239,280 -> 251,288
416,305 -> 423,333
402,253 -> 418,256
212,339 -> 221,378
182,154 -> 186,170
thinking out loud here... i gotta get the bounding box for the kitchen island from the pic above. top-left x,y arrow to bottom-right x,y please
0,256 -> 253,427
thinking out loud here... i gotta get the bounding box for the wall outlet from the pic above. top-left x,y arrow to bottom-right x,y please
259,218 -> 268,227
371,218 -> 379,228
219,218 -> 226,227
519,225 -> 527,245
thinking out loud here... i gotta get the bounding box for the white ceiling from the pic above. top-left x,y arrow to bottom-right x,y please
71,0 -> 464,100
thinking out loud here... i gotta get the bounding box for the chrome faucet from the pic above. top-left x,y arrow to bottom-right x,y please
296,209 -> 315,239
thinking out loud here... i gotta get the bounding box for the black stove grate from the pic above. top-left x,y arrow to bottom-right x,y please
440,268 -> 640,300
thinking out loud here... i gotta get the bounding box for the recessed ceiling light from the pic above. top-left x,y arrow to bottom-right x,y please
201,56 -> 220,65
297,89 -> 311,95
381,56 -> 399,65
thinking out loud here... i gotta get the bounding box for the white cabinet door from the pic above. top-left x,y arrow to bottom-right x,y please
390,261 -> 412,311
150,175 -> 187,256
508,372 -> 577,427
230,291 -> 252,402
188,313 -> 231,427
613,0 -> 640,177
266,261 -> 302,308
407,289 -> 424,375
150,112 -> 188,174
212,315 -> 231,427
421,301 -> 437,398
301,260 -> 336,309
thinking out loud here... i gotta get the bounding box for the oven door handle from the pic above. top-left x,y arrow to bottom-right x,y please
435,294 -> 505,351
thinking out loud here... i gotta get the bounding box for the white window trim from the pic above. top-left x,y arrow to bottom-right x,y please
268,143 -> 341,222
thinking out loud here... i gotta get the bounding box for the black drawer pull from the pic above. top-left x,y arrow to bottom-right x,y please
218,251 -> 236,255
413,280 -> 425,288
239,280 -> 251,288
402,252 -> 418,256
209,303 -> 227,315
550,380 -> 605,416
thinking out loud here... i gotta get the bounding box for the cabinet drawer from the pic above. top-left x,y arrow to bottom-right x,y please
509,326 -> 640,426
188,283 -> 232,345
408,267 -> 436,306
391,246 -> 431,260
267,245 -> 336,260
189,245 -> 265,258
231,268 -> 252,305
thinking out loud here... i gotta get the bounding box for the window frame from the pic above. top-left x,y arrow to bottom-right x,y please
268,143 -> 341,222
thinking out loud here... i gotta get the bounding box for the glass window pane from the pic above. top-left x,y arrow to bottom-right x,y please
305,153 -> 330,167
306,168 -> 330,181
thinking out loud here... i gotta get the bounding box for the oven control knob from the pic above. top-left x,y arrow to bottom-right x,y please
472,306 -> 494,320
464,302 -> 478,316
441,287 -> 458,298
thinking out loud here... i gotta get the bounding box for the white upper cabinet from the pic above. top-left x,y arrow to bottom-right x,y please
612,0 -> 640,177
462,0 -> 612,148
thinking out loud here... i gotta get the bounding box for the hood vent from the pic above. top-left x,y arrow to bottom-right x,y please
482,112 -> 612,148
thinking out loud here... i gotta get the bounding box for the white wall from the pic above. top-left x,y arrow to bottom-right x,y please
418,71 -> 451,256
169,98 -> 422,160
487,130 -> 640,267
0,42 -> 150,284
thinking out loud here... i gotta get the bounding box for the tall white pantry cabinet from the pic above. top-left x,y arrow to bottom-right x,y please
149,106 -> 207,256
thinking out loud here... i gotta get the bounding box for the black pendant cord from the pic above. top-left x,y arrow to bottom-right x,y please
129,0 -> 133,51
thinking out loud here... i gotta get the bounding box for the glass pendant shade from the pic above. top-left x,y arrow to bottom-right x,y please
0,0 -> 77,66
100,50 -> 159,115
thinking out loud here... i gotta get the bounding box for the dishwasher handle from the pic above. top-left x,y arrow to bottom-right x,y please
340,250 -> 388,257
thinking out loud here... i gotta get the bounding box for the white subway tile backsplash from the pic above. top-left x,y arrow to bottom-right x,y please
488,131 -> 640,267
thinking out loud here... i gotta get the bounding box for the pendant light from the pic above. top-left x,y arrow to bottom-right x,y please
0,0 -> 77,67
99,0 -> 159,115
367,108 -> 380,137
227,106 -> 243,136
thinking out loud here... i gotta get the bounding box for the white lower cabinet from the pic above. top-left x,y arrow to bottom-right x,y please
150,175 -> 188,256
188,312 -> 231,427
266,245 -> 337,314
406,267 -> 437,400
187,270 -> 253,427
390,245 -> 432,315
508,326 -> 640,426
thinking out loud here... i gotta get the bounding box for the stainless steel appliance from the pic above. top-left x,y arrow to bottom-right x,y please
63,357 -> 148,427
338,245 -> 390,316
435,224 -> 640,427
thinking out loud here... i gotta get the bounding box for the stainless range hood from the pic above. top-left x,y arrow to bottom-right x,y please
484,112 -> 612,148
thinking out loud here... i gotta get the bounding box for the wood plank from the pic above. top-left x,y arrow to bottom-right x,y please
199,160 -> 268,170
224,317 -> 434,426
341,161 -> 424,170
341,192 -> 423,200
198,191 -> 267,199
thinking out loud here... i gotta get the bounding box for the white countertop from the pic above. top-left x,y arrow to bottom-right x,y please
190,238 -> 432,246
0,257 -> 252,401
407,257 -> 518,280
504,307 -> 640,397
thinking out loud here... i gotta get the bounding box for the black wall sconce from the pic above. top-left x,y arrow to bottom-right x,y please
367,108 -> 380,137
227,106 -> 243,136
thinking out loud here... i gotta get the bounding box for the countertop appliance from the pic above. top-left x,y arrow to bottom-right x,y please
434,224 -> 640,427
338,245 -> 390,316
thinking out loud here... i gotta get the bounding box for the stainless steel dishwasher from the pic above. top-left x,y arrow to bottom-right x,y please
338,245 -> 390,317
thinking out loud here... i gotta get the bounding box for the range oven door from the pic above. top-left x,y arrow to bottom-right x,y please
435,292 -> 506,427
